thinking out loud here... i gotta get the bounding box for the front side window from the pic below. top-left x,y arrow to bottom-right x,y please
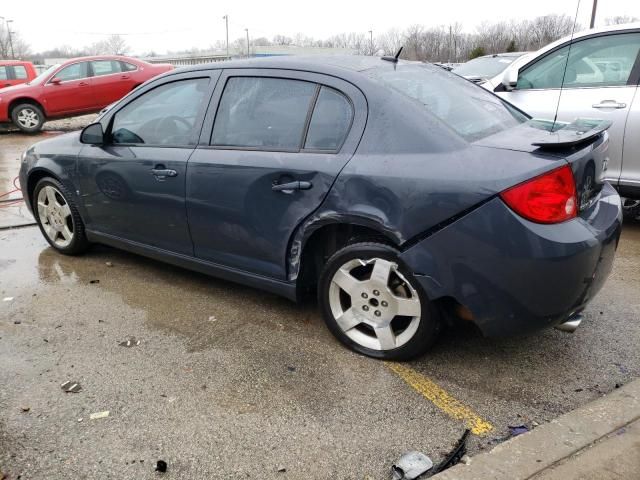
0,67 -> 7,81
92,60 -> 121,77
53,62 -> 89,82
111,78 -> 209,146
304,87 -> 353,150
370,64 -> 527,142
517,33 -> 640,89
13,65 -> 28,79
212,77 -> 316,149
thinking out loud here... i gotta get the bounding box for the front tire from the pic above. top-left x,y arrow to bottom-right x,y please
12,103 -> 45,133
33,177 -> 89,255
318,242 -> 439,360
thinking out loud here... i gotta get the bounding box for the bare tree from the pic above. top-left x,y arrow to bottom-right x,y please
104,34 -> 128,55
605,16 -> 639,25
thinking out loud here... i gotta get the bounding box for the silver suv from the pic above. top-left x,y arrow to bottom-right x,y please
490,23 -> 640,205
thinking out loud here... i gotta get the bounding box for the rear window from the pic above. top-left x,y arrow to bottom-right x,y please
369,64 -> 527,142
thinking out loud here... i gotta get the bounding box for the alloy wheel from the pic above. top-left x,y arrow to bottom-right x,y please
37,185 -> 74,248
17,108 -> 40,129
328,257 -> 422,351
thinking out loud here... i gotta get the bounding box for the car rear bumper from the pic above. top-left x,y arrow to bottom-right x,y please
400,182 -> 622,337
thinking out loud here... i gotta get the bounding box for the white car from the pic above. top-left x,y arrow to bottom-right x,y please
452,52 -> 532,90
490,23 -> 640,203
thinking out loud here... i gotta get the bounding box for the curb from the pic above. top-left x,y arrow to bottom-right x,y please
432,378 -> 640,479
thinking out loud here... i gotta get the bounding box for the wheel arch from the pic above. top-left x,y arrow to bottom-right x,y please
26,168 -> 61,209
8,97 -> 46,119
290,216 -> 402,299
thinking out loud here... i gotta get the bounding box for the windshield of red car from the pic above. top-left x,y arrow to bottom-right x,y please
28,64 -> 60,85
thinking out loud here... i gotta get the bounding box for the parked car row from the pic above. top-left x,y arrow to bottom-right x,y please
0,56 -> 173,133
453,23 -> 640,201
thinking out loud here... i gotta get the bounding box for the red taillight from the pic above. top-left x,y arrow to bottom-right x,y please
500,165 -> 577,224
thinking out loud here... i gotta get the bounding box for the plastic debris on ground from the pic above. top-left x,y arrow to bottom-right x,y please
391,451 -> 433,480
156,460 -> 167,472
61,381 -> 82,393
508,425 -> 529,437
89,279 -> 100,284
119,337 -> 141,347
89,411 -> 110,420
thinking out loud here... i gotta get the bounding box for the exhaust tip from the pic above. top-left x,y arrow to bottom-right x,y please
555,313 -> 583,333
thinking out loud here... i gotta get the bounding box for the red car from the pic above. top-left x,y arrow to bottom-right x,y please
0,56 -> 173,133
0,60 -> 37,88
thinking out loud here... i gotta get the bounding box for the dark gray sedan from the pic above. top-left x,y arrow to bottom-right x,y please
19,56 -> 622,360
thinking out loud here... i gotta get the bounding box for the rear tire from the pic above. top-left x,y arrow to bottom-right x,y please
318,242 -> 440,360
33,177 -> 89,255
11,103 -> 45,133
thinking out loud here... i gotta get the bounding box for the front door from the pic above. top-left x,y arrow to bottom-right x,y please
186,69 -> 366,279
497,31 -> 640,185
44,61 -> 96,114
77,74 -> 216,255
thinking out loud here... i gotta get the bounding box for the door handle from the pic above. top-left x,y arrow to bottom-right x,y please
121,75 -> 130,79
151,167 -> 178,180
272,180 -> 313,192
592,100 -> 627,109
79,81 -> 89,86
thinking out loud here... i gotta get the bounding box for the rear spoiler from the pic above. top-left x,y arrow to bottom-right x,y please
529,118 -> 612,149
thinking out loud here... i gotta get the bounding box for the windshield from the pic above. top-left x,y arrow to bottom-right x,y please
453,56 -> 521,79
369,64 -> 527,142
28,64 -> 60,85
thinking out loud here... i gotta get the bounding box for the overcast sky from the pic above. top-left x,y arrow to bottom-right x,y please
3,0 -> 640,54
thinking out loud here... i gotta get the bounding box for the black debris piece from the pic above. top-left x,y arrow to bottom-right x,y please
430,429 -> 470,475
155,460 -> 167,473
89,280 -> 100,284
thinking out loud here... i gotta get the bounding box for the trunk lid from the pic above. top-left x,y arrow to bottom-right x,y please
475,118 -> 611,213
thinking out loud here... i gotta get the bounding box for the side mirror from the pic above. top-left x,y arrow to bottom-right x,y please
501,67 -> 519,90
80,122 -> 105,145
50,78 -> 62,85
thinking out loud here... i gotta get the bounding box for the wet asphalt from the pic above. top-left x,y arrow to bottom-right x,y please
1,127 -> 639,479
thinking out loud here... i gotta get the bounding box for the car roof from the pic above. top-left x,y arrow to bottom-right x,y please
0,59 -> 32,65
58,55 -> 143,65
477,52 -> 530,59
539,22 -> 640,54
176,55 -> 422,74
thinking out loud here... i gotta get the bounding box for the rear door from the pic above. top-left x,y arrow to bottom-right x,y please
186,69 -> 366,279
90,59 -> 135,107
0,65 -> 10,88
621,87 -> 640,191
44,61 -> 96,114
77,72 -> 217,255
497,31 -> 640,186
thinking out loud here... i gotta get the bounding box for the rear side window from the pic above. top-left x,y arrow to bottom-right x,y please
0,67 -> 7,80
120,62 -> 138,72
517,33 -> 640,89
304,87 -> 353,151
13,65 -> 28,79
111,78 -> 209,146
370,64 -> 527,142
212,77 -> 316,149
92,60 -> 121,77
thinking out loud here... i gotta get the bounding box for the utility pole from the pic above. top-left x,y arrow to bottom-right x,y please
6,19 -> 14,59
449,25 -> 453,63
223,15 -> 229,59
245,28 -> 249,57
368,30 -> 373,55
590,0 -> 598,28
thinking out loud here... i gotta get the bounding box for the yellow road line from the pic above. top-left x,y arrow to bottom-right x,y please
385,362 -> 494,436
